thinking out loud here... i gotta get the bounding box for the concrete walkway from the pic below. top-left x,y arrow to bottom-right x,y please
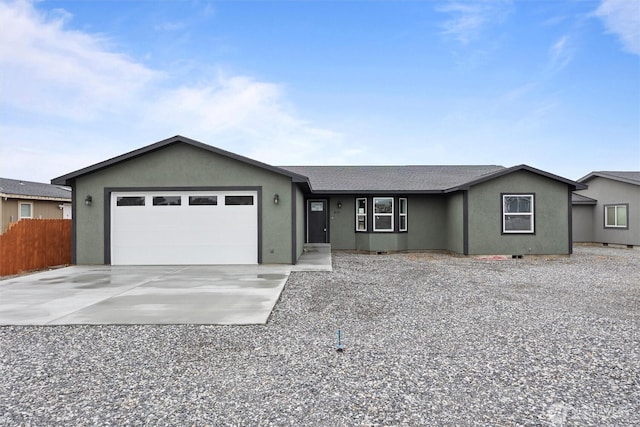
293,243 -> 333,272
0,264 -> 291,325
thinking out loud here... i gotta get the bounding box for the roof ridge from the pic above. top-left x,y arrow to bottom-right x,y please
578,171 -> 640,185
280,164 -> 505,168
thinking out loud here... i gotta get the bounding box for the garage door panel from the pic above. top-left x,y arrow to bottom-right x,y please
111,191 -> 258,265
113,243 -> 255,265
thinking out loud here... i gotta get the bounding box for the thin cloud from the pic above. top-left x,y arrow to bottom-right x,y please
0,0 -> 356,180
501,82 -> 538,103
542,15 -> 568,27
0,0 -> 160,120
146,74 -> 283,133
548,35 -> 574,72
155,21 -> 187,32
437,0 -> 512,45
143,73 -> 352,165
595,0 -> 640,55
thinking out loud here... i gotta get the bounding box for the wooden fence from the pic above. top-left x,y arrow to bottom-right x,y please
0,219 -> 72,277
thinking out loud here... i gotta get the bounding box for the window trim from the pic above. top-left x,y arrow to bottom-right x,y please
19,202 -> 33,219
373,197 -> 394,232
355,198 -> 367,232
152,196 -> 182,206
604,203 -> 629,229
189,195 -> 218,206
502,193 -> 535,234
225,195 -> 254,206
116,196 -> 146,207
399,198 -> 408,232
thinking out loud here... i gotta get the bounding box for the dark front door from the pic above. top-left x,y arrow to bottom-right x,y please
307,200 -> 328,243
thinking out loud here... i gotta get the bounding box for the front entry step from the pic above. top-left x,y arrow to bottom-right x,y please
303,243 -> 331,253
294,244 -> 332,271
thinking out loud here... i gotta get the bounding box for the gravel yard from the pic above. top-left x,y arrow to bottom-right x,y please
1,245 -> 638,426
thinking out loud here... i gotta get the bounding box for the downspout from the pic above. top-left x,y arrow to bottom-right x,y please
103,189 -> 111,264
71,180 -> 77,264
568,188 -> 573,255
463,190 -> 469,255
291,183 -> 297,265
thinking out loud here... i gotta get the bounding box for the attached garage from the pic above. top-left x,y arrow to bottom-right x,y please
110,190 -> 258,265
51,136 -> 310,266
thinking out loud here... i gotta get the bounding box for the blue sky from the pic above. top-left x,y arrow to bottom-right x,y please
1,0 -> 638,183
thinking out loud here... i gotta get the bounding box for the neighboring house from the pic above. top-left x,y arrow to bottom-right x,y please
0,177 -> 72,234
51,135 -> 585,266
572,171 -> 640,247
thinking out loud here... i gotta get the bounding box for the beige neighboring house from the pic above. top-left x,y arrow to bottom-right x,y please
0,177 -> 72,234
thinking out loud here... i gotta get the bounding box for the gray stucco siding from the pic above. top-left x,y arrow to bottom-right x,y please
356,232 -> 408,252
406,196 -> 447,251
324,195 -> 448,252
74,143 -> 295,264
467,170 -> 571,255
444,193 -> 464,254
328,197 -> 356,250
575,178 -> 639,246
572,205 -> 594,242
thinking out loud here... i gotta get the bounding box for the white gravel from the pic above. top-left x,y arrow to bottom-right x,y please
1,245 -> 638,426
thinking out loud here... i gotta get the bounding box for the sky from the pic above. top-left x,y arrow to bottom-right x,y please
0,0 -> 638,183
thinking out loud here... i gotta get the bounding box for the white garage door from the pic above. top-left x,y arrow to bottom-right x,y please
111,191 -> 258,265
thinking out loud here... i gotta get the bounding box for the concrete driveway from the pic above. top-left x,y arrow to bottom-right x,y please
0,264 -> 292,325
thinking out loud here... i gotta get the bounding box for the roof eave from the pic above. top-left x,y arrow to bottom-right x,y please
578,172 -> 640,186
305,189 -> 447,195
0,193 -> 71,202
51,135 -> 312,186
450,164 -> 587,191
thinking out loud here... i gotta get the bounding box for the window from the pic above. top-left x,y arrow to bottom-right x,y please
399,198 -> 408,232
502,194 -> 534,233
605,204 -> 628,228
356,198 -> 367,231
310,201 -> 324,211
153,196 -> 181,206
356,197 -> 407,232
19,202 -> 33,219
117,196 -> 145,206
189,196 -> 217,206
225,195 -> 254,205
374,197 -> 394,232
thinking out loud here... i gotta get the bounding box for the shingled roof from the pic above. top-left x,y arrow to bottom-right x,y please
572,193 -> 597,205
279,165 -> 506,193
578,171 -> 640,186
0,178 -> 71,200
49,136 -> 585,194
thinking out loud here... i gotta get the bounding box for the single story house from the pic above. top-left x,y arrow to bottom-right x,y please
572,171 -> 639,247
51,135 -> 585,265
0,177 -> 72,234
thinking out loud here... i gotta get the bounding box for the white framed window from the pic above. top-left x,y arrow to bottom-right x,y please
604,204 -> 628,228
19,202 -> 33,219
399,198 -> 408,232
374,197 -> 394,232
502,194 -> 534,234
356,198 -> 367,231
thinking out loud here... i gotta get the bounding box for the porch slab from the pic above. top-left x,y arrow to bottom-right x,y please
293,244 -> 333,272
